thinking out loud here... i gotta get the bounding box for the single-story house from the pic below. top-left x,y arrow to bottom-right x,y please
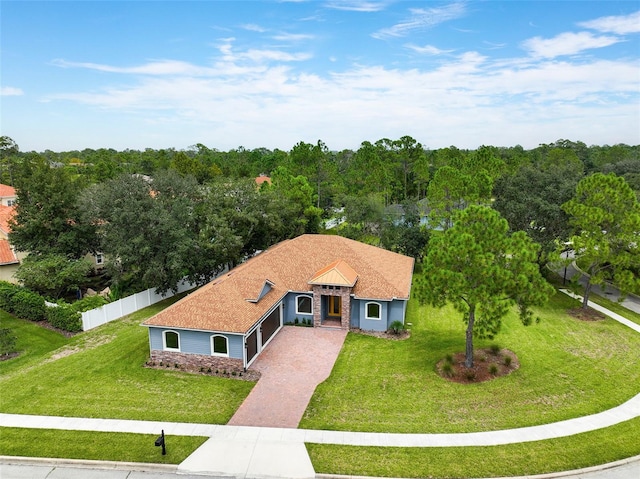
143,234 -> 414,372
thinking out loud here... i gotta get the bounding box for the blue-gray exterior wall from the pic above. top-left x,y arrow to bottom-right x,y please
283,292 -> 314,324
351,298 -> 407,331
148,327 -> 244,360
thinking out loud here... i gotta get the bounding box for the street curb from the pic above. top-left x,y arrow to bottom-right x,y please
0,455 -> 177,473
570,260 -> 640,303
315,454 -> 640,479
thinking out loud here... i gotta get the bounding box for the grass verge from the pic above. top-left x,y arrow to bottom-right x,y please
0,298 -> 255,423
0,427 -> 207,464
300,291 -> 640,433
307,417 -> 640,478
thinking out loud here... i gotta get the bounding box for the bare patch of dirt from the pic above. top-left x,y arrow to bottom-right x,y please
568,307 -> 606,321
351,328 -> 411,340
436,348 -> 520,384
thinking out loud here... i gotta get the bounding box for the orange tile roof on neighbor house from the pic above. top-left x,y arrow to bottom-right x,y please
0,240 -> 18,265
144,234 -> 414,334
0,184 -> 16,199
0,204 -> 16,237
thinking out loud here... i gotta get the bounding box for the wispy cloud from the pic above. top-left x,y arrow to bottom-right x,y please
51,59 -> 218,76
45,44 -> 638,150
241,24 -> 267,33
1,86 -> 24,96
324,1 -> 389,12
272,32 -> 315,41
522,31 -> 621,59
373,3 -> 467,39
404,44 -> 454,55
579,10 -> 640,35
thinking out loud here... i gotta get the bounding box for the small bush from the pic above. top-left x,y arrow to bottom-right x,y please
489,364 -> 498,375
71,295 -> 108,312
46,304 -> 82,332
294,318 -> 299,325
389,320 -> 405,334
441,362 -> 454,377
11,289 -> 46,321
465,370 -> 476,381
490,344 -> 501,355
0,328 -> 17,356
445,353 -> 453,364
504,356 -> 512,367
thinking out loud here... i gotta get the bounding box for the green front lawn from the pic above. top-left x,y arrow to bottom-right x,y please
307,417 -> 640,478
300,291 -> 640,433
0,299 -> 255,423
0,427 -> 207,464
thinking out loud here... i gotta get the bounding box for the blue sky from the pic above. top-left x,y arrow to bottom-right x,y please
2,1 -> 639,152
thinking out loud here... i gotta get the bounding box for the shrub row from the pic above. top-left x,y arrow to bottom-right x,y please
0,281 -> 46,322
0,281 -> 109,333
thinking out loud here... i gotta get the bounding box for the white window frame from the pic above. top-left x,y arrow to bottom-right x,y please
211,334 -> 229,357
296,295 -> 313,315
95,253 -> 104,265
162,330 -> 181,351
365,302 -> 382,320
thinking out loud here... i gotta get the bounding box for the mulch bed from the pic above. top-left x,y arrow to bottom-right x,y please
34,320 -> 78,337
567,307 -> 606,321
436,348 -> 520,384
351,328 -> 411,340
144,361 -> 261,382
0,352 -> 20,362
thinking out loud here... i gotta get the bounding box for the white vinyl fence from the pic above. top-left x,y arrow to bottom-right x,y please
81,279 -> 197,331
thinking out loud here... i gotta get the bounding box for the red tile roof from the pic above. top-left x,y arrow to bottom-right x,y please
0,205 -> 16,236
0,184 -> 16,198
144,234 -> 414,333
0,239 -> 18,265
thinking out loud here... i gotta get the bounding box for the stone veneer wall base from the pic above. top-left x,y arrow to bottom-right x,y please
150,350 -> 245,375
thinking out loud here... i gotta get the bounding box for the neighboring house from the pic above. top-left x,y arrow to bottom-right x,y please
143,234 -> 414,372
0,203 -> 23,283
255,174 -> 271,187
0,184 -> 17,207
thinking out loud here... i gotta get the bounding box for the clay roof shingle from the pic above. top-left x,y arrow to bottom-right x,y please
144,234 -> 414,333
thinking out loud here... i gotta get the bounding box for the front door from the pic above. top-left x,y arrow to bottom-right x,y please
328,295 -> 341,317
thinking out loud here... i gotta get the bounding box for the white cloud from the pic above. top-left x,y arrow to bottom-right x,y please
241,24 -> 267,33
324,1 -> 389,12
373,3 -> 467,39
272,32 -> 315,41
404,44 -> 454,55
1,86 -> 24,96
579,10 -> 640,35
522,31 -> 621,59
43,49 -> 639,151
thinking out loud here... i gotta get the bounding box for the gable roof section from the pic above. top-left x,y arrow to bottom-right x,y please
0,184 -> 16,198
0,205 -> 16,237
309,259 -> 358,287
0,239 -> 18,265
144,234 -> 414,334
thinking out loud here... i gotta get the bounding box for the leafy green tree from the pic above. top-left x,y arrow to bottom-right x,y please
15,254 -> 92,299
562,173 -> 640,308
493,165 -> 581,266
415,206 -> 554,368
269,166 -> 323,235
0,136 -> 19,185
426,166 -> 470,230
81,170 -> 214,294
9,157 -> 98,259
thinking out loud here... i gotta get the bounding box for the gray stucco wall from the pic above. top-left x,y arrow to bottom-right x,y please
148,327 -> 244,360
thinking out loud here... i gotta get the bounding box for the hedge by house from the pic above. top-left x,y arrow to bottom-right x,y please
0,281 -> 46,322
45,303 -> 82,332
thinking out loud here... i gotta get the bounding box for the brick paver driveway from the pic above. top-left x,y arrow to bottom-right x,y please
227,326 -> 347,428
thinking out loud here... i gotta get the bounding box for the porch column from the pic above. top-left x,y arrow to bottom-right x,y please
312,286 -> 322,327
341,288 -> 351,329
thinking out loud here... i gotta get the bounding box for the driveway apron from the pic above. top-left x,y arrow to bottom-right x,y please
228,326 -> 348,428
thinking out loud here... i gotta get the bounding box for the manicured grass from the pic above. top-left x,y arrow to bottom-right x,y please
588,293 -> 640,326
0,427 -> 207,464
300,291 -> 640,433
0,298 -> 255,424
307,417 -> 640,478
